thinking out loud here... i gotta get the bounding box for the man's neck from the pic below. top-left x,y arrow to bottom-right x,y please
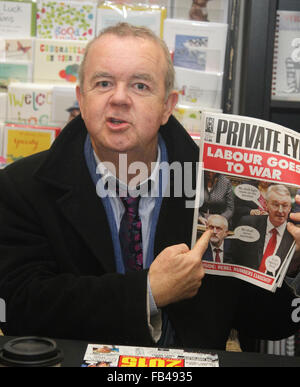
91,140 -> 158,186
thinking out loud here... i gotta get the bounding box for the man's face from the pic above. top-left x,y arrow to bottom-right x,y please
266,192 -> 292,227
207,217 -> 228,247
76,34 -> 177,161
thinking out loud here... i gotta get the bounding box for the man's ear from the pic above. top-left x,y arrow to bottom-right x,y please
161,90 -> 179,126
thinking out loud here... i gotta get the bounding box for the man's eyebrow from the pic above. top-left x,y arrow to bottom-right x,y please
89,72 -> 157,85
131,73 -> 156,84
90,72 -> 113,83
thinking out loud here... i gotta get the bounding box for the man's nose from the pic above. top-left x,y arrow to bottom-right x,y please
109,83 -> 131,105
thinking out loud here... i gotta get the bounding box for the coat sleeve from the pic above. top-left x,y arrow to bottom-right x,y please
0,167 -> 154,346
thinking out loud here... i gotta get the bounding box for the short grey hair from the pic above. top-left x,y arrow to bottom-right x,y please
78,22 -> 175,99
266,184 -> 292,203
207,214 -> 229,230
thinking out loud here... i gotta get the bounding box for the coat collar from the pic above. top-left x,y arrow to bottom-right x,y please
34,114 -> 199,188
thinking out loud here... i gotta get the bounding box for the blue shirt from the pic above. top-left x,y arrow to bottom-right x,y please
93,146 -> 162,267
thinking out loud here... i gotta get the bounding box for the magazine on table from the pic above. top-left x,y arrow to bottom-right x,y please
81,343 -> 219,367
192,111 -> 300,292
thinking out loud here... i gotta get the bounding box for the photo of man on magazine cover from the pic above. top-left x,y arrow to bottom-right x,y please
230,183 -> 295,276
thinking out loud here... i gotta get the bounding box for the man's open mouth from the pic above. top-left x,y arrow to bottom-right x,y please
108,118 -> 127,124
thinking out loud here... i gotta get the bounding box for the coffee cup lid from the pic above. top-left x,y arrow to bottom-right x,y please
0,337 -> 63,367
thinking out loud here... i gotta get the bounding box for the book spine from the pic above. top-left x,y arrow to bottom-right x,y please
271,12 -> 280,98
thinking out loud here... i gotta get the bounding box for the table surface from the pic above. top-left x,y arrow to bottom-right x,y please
0,336 -> 299,368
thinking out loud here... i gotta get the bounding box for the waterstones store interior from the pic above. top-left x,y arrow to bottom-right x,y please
0,0 -> 300,368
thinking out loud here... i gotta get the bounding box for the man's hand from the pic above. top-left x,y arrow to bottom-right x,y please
149,230 -> 212,308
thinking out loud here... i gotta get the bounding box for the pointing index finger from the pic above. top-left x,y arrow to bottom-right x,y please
192,230 -> 213,258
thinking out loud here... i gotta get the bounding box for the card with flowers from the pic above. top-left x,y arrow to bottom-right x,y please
36,0 -> 96,40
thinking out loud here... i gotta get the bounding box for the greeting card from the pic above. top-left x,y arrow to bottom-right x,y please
0,0 -> 36,37
36,0 -> 96,40
0,38 -> 34,61
3,123 -> 59,164
7,82 -> 53,125
33,38 -> 87,84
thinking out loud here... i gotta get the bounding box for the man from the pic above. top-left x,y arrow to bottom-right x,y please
231,185 -> 297,276
0,23 -> 299,350
203,214 -> 232,263
66,100 -> 80,123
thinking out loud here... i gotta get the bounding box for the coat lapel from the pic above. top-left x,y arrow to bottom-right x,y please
56,178 -> 116,273
276,228 -> 294,266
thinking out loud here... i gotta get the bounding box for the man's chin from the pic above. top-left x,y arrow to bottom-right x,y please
272,218 -> 286,227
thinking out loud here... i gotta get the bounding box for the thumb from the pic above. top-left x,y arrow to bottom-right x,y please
192,230 -> 213,258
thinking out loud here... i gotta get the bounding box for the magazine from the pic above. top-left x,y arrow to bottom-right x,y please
192,111 -> 300,292
81,343 -> 219,367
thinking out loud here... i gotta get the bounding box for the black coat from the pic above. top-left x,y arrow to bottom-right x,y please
0,115 -> 298,350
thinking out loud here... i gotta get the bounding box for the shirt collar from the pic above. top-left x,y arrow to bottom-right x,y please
210,241 -> 224,252
266,217 -> 287,237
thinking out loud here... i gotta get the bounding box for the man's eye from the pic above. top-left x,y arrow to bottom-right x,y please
97,81 -> 111,88
134,83 -> 148,91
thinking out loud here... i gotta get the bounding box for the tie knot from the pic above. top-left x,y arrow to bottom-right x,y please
271,228 -> 277,236
121,196 -> 141,212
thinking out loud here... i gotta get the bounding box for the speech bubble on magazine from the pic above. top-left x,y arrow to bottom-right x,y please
227,226 -> 260,242
265,255 -> 281,276
234,184 -> 261,208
